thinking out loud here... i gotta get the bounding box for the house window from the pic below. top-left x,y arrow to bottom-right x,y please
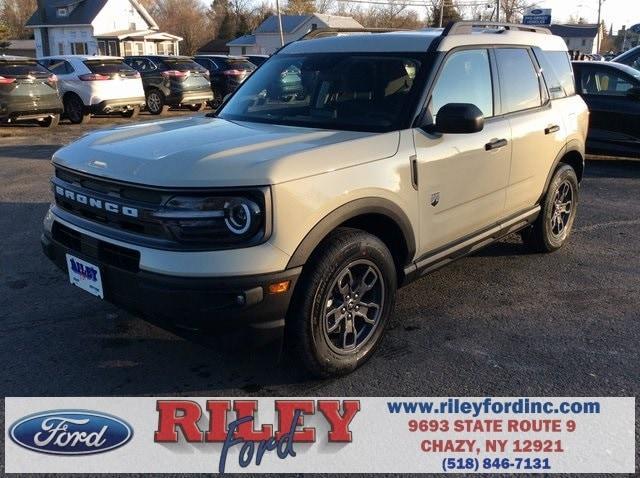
124,42 -> 132,56
158,42 -> 174,55
134,42 -> 144,55
71,42 -> 88,55
241,46 -> 247,55
58,42 -> 64,55
98,41 -> 106,55
582,39 -> 587,46
130,22 -> 136,30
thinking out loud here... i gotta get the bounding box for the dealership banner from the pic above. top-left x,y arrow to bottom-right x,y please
4,397 -> 635,474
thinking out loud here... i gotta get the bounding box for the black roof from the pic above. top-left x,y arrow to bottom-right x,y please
26,0 -> 109,27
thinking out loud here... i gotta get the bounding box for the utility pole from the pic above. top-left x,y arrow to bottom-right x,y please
275,0 -> 285,47
496,0 -> 500,22
439,0 -> 445,28
595,0 -> 605,54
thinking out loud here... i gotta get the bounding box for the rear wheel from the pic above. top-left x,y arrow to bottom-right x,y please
64,95 -> 90,124
146,90 -> 168,115
286,228 -> 397,377
38,114 -> 60,128
187,103 -> 206,112
523,163 -> 579,252
121,106 -> 140,119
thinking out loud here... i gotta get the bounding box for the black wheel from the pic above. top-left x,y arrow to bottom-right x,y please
187,103 -> 205,112
209,89 -> 223,109
523,163 -> 579,252
146,90 -> 168,115
121,106 -> 140,118
38,114 -> 60,128
286,228 -> 397,377
64,95 -> 90,124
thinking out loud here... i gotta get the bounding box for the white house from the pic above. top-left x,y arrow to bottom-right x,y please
227,13 -> 363,56
548,24 -> 605,55
26,0 -> 182,58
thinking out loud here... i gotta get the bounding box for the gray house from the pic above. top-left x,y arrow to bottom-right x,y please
548,24 -> 605,55
26,0 -> 182,58
227,13 -> 363,56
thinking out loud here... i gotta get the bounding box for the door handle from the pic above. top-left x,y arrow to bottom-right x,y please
485,139 -> 508,151
545,125 -> 560,135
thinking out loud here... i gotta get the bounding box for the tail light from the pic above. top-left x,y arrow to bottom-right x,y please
162,70 -> 189,79
0,75 -> 16,85
47,74 -> 58,87
79,73 -> 110,81
222,69 -> 243,76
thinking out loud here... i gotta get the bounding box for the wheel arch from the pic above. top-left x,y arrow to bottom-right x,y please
540,141 -> 585,202
286,198 -> 416,283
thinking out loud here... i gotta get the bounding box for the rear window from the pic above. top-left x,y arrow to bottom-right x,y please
163,59 -> 206,72
535,50 -> 576,99
495,48 -> 543,113
0,61 -> 51,78
84,60 -> 138,77
217,58 -> 255,70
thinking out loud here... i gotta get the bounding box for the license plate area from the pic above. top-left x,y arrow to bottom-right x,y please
65,254 -> 104,299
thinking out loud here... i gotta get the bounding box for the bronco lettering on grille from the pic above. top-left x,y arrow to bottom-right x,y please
55,185 -> 139,218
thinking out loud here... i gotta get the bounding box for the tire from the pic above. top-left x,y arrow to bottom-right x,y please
121,106 -> 140,119
64,95 -> 90,124
523,163 -> 579,253
286,228 -> 397,377
209,89 -> 223,109
38,114 -> 60,128
187,103 -> 206,112
146,90 -> 168,115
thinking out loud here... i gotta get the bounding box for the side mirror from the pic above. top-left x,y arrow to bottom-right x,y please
626,87 -> 640,99
433,103 -> 485,134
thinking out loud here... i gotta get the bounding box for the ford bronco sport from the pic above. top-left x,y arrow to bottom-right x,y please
42,22 -> 588,377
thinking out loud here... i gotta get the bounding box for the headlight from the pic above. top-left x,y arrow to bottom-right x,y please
152,189 -> 269,247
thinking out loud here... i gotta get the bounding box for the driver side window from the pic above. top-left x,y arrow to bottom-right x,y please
430,49 -> 493,120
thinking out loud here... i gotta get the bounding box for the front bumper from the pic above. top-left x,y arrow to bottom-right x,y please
41,227 -> 301,336
91,97 -> 146,114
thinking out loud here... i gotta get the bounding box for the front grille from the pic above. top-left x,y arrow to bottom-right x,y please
52,222 -> 140,273
54,168 -> 171,240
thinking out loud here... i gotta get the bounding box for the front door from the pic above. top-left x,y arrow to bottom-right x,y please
414,48 -> 511,254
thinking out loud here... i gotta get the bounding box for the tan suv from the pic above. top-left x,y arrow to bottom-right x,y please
42,22 -> 589,377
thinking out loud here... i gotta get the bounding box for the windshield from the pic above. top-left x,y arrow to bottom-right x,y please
219,52 -> 429,132
0,60 -> 51,78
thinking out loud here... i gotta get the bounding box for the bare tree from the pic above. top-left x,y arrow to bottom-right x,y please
500,0 -> 533,23
152,0 -> 213,55
1,0 -> 37,39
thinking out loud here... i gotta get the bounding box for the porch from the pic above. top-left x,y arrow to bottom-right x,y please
96,30 -> 183,57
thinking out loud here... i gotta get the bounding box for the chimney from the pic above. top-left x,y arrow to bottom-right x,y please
37,0 -> 50,56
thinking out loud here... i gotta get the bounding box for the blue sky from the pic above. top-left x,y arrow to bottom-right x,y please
536,0 -> 639,30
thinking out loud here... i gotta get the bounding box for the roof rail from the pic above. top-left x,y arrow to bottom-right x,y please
444,21 -> 551,36
300,27 -> 408,40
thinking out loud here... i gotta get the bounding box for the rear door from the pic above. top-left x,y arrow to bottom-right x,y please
574,63 -> 640,156
414,48 -> 511,252
40,58 -> 77,96
495,47 -> 566,216
0,59 -> 59,111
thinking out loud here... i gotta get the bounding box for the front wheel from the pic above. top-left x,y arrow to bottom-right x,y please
286,228 -> 397,377
523,163 -> 579,252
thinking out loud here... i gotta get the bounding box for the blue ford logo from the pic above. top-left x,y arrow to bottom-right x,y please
9,411 -> 133,455
531,8 -> 543,14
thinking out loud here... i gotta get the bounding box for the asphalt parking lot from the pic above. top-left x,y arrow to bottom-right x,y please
1,111 -> 639,474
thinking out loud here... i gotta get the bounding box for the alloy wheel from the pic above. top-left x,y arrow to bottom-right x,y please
551,179 -> 574,237
322,259 -> 385,355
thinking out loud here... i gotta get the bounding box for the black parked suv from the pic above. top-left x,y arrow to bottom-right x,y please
244,54 -> 269,67
123,56 -> 213,114
0,56 -> 63,127
193,55 -> 255,106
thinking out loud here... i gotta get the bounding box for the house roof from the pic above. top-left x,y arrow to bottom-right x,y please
226,35 -> 256,46
97,29 -> 182,41
26,0 -> 158,29
549,24 -> 599,39
254,14 -> 363,34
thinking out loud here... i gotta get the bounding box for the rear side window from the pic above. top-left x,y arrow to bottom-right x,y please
495,48 -> 542,113
0,61 -> 51,78
84,60 -> 138,77
125,58 -> 155,72
430,49 -> 494,118
43,59 -> 74,75
535,50 -> 575,99
578,67 -> 636,96
217,58 -> 255,71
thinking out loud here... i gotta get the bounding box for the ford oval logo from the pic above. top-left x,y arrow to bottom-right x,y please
9,410 -> 133,455
531,9 -> 543,14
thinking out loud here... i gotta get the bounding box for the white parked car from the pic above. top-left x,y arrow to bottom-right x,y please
38,55 -> 146,124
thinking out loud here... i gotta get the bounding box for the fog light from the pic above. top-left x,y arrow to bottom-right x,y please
268,281 -> 290,295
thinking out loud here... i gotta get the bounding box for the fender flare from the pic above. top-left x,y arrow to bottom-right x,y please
540,140 -> 585,202
286,197 -> 416,269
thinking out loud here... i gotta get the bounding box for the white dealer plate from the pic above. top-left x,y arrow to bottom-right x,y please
65,254 -> 104,299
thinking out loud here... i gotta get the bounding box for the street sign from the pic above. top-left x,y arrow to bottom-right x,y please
523,8 -> 552,26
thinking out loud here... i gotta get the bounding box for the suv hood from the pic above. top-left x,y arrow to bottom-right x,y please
52,116 -> 400,187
